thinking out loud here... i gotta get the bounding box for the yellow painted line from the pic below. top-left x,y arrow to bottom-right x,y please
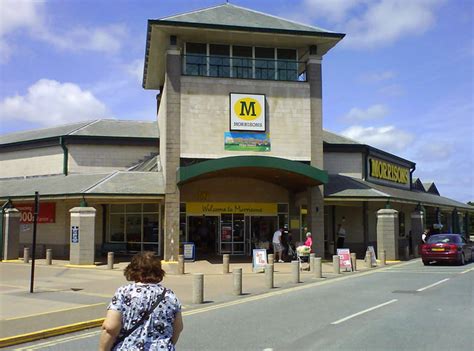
64,264 -> 97,268
0,318 -> 104,349
459,267 -> 474,274
1,259 -> 22,262
14,330 -> 101,351
4,302 -> 106,321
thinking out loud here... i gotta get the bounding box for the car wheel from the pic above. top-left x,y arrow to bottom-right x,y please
423,260 -> 430,266
459,254 -> 466,266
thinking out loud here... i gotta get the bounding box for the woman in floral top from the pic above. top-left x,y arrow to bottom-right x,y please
99,252 -> 183,351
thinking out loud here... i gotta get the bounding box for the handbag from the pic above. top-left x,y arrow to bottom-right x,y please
112,288 -> 167,349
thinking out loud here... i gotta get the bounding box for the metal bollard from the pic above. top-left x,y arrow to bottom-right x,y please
46,249 -> 53,265
366,251 -> 372,268
309,253 -> 316,272
291,260 -> 300,283
223,254 -> 230,274
380,250 -> 386,266
178,255 -> 185,275
351,252 -> 357,271
233,268 -> 242,295
192,273 -> 204,304
265,264 -> 274,289
333,255 -> 341,274
268,254 -> 274,265
23,247 -> 30,264
107,252 -> 114,270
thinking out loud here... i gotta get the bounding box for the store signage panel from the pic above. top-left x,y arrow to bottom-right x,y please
71,226 -> 79,243
230,93 -> 265,132
16,202 -> 56,224
367,157 -> 410,188
187,202 -> 277,215
224,132 -> 270,152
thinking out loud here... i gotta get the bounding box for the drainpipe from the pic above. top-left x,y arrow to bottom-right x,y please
0,199 -> 13,260
59,136 -> 68,176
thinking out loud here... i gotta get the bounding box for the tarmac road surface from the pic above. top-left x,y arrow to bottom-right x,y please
10,260 -> 474,351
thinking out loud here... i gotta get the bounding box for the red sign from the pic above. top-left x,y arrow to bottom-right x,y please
337,248 -> 352,271
16,203 -> 56,224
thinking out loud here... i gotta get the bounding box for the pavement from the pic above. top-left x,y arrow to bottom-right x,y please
0,254 -> 401,347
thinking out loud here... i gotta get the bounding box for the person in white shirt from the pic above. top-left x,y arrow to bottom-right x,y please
272,227 -> 284,263
337,223 -> 346,248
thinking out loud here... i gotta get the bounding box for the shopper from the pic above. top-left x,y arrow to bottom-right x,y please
337,223 -> 346,248
99,252 -> 183,351
272,226 -> 284,263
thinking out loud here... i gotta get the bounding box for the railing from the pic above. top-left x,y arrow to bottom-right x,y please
182,54 -> 307,82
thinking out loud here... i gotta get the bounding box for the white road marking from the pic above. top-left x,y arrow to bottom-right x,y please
459,267 -> 474,274
14,331 -> 100,350
416,278 -> 450,292
331,299 -> 398,325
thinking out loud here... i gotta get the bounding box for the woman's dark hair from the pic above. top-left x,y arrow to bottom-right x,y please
124,251 -> 165,283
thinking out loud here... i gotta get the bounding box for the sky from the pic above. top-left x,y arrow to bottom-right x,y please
0,0 -> 472,203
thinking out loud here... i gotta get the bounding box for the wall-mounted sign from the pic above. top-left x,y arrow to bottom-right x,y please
71,226 -> 79,244
16,202 -> 56,224
230,93 -> 265,131
224,132 -> 270,152
368,157 -> 410,186
187,202 -> 277,215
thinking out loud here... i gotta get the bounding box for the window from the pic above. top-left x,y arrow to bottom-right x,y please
232,46 -> 253,79
277,49 -> 297,81
255,47 -> 275,80
209,44 -> 230,77
108,203 -> 161,253
185,43 -> 206,76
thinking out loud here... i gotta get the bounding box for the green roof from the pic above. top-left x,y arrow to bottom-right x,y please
158,3 -> 340,36
0,171 -> 164,199
326,175 -> 472,210
0,119 -> 159,146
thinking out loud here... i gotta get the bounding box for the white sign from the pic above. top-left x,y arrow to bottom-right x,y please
183,242 -> 195,261
367,246 -> 377,266
337,248 -> 352,272
71,226 -> 79,244
252,249 -> 268,272
230,93 -> 266,131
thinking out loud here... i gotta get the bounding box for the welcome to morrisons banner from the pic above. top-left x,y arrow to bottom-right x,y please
367,157 -> 411,189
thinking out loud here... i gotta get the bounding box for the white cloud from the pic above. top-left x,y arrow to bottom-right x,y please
123,59 -> 144,83
340,125 -> 414,152
0,0 -> 127,63
0,0 -> 43,62
343,104 -> 389,121
359,70 -> 395,83
0,79 -> 108,126
377,84 -> 404,97
293,0 -> 444,49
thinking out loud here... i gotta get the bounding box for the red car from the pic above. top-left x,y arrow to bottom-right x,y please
421,234 -> 473,266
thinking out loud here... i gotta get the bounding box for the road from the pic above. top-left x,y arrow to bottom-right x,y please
10,260 -> 474,351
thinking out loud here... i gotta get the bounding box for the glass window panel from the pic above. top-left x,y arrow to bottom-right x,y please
277,48 -> 296,60
278,204 -> 289,213
233,46 -> 252,57
186,42 -> 207,76
143,244 -> 159,253
110,204 -> 125,213
255,47 -> 275,80
233,214 -> 245,242
221,214 -> 233,242
110,214 -> 125,242
278,214 -> 288,230
143,203 -> 159,213
232,46 -> 253,79
126,204 -> 141,213
233,243 -> 245,253
255,47 -> 274,58
186,42 -> 206,54
126,214 -> 142,243
210,44 -> 230,77
143,214 -> 159,242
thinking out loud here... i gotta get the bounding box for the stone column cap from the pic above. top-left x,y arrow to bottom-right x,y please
69,206 -> 97,214
4,208 -> 20,215
377,208 -> 398,215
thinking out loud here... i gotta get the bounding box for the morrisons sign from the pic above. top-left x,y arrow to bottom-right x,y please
369,158 -> 410,186
230,93 -> 265,132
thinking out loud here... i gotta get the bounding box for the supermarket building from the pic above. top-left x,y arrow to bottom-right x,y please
0,4 -> 472,268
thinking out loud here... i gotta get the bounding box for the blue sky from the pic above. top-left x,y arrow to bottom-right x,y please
0,0 -> 472,202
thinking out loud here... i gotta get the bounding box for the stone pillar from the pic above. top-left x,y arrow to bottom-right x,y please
69,207 -> 96,265
162,42 -> 182,270
306,49 -> 325,258
410,210 -> 424,257
3,208 -> 20,260
376,209 -> 399,260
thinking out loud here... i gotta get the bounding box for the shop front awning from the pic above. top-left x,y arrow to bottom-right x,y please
325,174 -> 473,211
177,156 -> 328,191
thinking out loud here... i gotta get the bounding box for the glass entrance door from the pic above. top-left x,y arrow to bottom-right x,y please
219,213 -> 246,255
247,216 -> 278,255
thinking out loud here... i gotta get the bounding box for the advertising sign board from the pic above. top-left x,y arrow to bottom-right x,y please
230,93 -> 266,132
183,242 -> 196,261
17,202 -> 56,224
252,249 -> 268,272
337,248 -> 352,272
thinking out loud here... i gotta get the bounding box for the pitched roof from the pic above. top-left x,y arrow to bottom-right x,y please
0,171 -> 165,199
0,119 -> 159,146
159,3 -> 339,36
322,130 -> 361,145
326,175 -> 471,210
